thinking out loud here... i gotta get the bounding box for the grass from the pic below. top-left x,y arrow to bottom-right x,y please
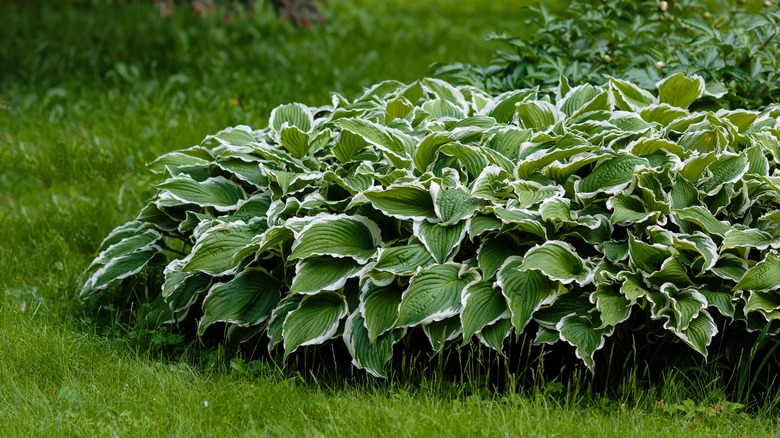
1,0 -> 779,435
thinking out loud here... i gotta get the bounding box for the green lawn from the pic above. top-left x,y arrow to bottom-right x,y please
1,0 -> 778,435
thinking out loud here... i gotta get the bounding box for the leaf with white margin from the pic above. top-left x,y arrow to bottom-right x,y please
590,285 -> 631,328
413,220 -> 467,264
516,101 -> 565,130
477,237 -> 518,280
279,125 -> 310,159
267,294 -> 303,352
511,181 -> 566,208
471,165 -> 513,202
716,109 -> 759,134
93,228 -> 161,265
599,241 -> 628,263
374,244 -> 435,275
736,251 -> 780,292
497,256 -> 559,332
723,228 -> 780,252
628,137 -> 686,159
700,289 -> 736,318
516,144 -> 597,180
483,89 -> 537,123
80,247 -> 160,296
663,284 -> 707,332
476,318 -> 513,352
396,263 -> 478,327
698,153 -> 748,196
157,175 -> 246,212
182,222 -> 263,276
430,181 -> 482,226
161,259 -> 212,322
712,254 -> 749,282
414,132 -> 454,172
439,143 -> 489,177
675,311 -> 717,358
657,73 -> 705,109
539,197 -> 573,224
678,128 -> 728,154
492,206 -> 548,239
423,78 -> 470,114
423,98 -> 464,119
557,313 -> 613,373
343,311 -> 397,378
214,125 -> 256,146
576,154 -> 649,198
461,280 -> 509,341
283,291 -> 347,358
744,291 -> 780,320
423,317 -> 462,353
270,102 -> 313,133
486,127 -> 532,161
198,267 -> 281,335
519,241 -> 592,286
673,232 -> 718,272
609,76 -> 656,110
607,195 -> 657,225
468,214 -> 503,239
670,176 -> 699,209
289,256 -> 365,294
362,184 -> 437,222
671,206 -> 731,237
746,144 -> 769,177
360,282 -> 403,341
627,234 -> 671,274
638,104 -> 688,126
149,149 -> 211,174
289,215 -> 381,264
646,258 -> 694,288
333,130 -> 369,163
558,83 -> 599,116
336,118 -> 412,162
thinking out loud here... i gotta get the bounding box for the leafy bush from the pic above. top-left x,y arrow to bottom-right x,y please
80,74 -> 780,378
436,0 -> 780,110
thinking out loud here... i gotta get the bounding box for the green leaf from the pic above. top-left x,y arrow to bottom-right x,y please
639,104 -> 688,126
343,311 -> 396,378
386,97 -> 414,123
577,154 -> 648,198
413,220 -> 467,264
157,175 -> 246,211
160,260 -> 212,322
81,247 -> 160,296
670,176 -> 699,209
289,215 -> 381,264
439,143 -> 489,177
182,222 -> 260,276
336,118 -> 411,162
608,195 -> 656,225
610,77 -> 656,110
267,295 -> 303,352
672,206 -> 731,237
675,311 -> 717,358
698,153 -> 748,196
93,228 -> 161,264
414,132 -> 453,172
557,314 -> 612,373
374,244 -> 436,275
477,237 -> 518,280
289,256 -> 365,294
487,127 -> 532,161
198,268 -> 281,335
519,241 -> 592,286
736,251 -> 780,292
431,182 -> 482,226
516,145 -> 597,180
485,89 -> 536,123
678,128 -> 728,154
283,292 -> 347,357
497,257 -> 559,332
591,285 -> 631,328
423,317 -> 462,353
657,73 -> 705,109
362,184 -> 437,221
360,283 -> 403,341
744,291 -> 780,319
396,263 -> 478,327
712,254 -> 749,282
516,101 -> 564,130
461,280 -> 508,340
333,130 -> 369,163
279,126 -> 310,159
627,234 -> 671,274
723,228 -> 780,251
476,318 -> 513,352
270,102 -> 313,133
215,126 -> 256,146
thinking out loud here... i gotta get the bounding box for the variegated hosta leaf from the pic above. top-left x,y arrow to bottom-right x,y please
461,280 -> 509,341
283,291 -> 347,357
576,154 -> 649,199
736,251 -> 780,293
374,244 -> 436,275
430,182 -> 483,225
497,257 -> 559,332
182,222 -> 264,276
198,267 -> 281,335
157,175 -> 246,212
656,73 -> 705,110
590,285 -> 631,329
343,311 -> 397,378
396,263 -> 478,328
270,102 -> 313,133
557,314 -> 613,373
362,184 -> 437,221
289,215 -> 381,264
476,318 -> 513,352
81,247 -> 161,296
413,220 -> 467,264
424,317 -> 462,353
360,282 -> 403,341
519,241 -> 592,286
477,237 -> 518,280
289,256 -> 365,294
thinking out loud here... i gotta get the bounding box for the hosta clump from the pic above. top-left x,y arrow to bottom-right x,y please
81,74 -> 780,377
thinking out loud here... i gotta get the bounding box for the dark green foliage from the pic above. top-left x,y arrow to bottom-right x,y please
437,0 -> 780,109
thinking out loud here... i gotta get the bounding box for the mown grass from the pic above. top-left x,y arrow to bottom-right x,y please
1,0 -> 779,435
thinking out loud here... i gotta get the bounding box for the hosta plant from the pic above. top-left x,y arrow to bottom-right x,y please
436,0 -> 780,110
80,74 -> 780,377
